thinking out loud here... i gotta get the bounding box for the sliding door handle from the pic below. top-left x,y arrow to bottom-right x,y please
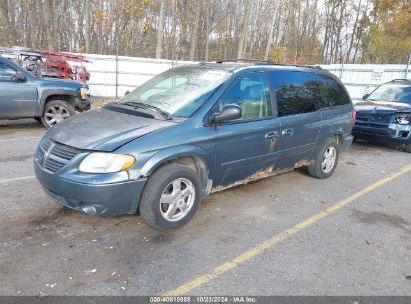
281,128 -> 294,137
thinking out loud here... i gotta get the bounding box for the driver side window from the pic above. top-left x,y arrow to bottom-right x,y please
218,73 -> 272,121
0,62 -> 17,81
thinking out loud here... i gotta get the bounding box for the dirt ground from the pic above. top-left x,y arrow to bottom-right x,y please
0,118 -> 410,296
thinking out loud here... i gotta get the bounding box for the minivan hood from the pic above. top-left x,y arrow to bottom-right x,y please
355,100 -> 411,113
46,108 -> 175,151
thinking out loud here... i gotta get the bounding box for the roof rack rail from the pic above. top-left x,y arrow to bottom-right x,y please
389,78 -> 408,82
305,65 -> 323,70
215,58 -> 260,63
215,58 -> 322,70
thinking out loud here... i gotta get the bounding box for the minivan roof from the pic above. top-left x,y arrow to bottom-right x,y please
177,62 -> 325,74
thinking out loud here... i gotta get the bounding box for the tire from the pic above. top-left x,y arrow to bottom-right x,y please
405,143 -> 411,153
41,100 -> 75,128
139,163 -> 203,231
307,139 -> 339,179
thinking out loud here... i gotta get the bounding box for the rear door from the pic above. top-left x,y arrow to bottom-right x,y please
213,72 -> 281,186
267,70 -> 322,168
0,59 -> 38,118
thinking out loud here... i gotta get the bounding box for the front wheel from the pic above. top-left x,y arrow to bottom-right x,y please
307,139 -> 339,179
41,100 -> 75,128
139,163 -> 203,230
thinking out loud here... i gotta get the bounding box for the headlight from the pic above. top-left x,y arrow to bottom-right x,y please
80,87 -> 90,99
79,152 -> 135,173
396,114 -> 410,125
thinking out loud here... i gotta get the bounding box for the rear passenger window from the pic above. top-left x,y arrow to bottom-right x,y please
268,71 -> 324,117
268,70 -> 350,117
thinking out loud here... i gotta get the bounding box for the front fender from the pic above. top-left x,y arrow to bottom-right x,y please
139,145 -> 211,177
38,88 -> 80,114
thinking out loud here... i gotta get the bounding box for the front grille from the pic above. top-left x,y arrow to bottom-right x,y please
51,144 -> 80,160
356,113 -> 391,123
35,137 -> 82,173
35,137 -> 53,166
355,122 -> 388,129
44,157 -> 66,172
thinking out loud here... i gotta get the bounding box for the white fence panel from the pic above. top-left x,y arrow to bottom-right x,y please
82,54 -> 194,97
80,53 -> 410,100
321,64 -> 409,101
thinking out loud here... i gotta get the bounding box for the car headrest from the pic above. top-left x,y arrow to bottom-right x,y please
244,84 -> 263,101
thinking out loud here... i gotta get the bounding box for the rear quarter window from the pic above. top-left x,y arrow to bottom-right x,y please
307,73 -> 351,107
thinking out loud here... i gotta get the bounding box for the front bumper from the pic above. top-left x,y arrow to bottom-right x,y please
353,122 -> 411,145
35,161 -> 145,216
74,97 -> 91,111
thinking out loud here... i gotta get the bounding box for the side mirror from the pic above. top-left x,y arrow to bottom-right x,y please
16,71 -> 26,82
210,105 -> 242,124
362,93 -> 369,100
124,91 -> 130,96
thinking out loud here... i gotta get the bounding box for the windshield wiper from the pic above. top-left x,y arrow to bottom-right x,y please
123,102 -> 172,120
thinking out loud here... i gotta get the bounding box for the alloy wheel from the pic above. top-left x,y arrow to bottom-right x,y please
44,105 -> 71,126
159,178 -> 195,222
321,146 -> 337,173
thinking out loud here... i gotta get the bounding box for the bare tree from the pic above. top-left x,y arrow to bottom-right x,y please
0,0 -> 408,64
189,1 -> 201,61
156,0 -> 166,59
237,0 -> 252,59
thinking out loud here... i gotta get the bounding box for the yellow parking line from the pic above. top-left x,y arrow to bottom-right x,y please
164,163 -> 411,296
0,175 -> 35,184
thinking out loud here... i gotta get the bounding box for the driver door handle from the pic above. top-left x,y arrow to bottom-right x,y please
265,131 -> 279,139
282,128 -> 294,137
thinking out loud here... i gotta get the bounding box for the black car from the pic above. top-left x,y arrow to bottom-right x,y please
353,79 -> 411,152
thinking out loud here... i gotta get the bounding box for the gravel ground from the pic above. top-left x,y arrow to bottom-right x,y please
0,118 -> 410,296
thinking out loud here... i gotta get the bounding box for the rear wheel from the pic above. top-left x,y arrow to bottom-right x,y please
41,100 -> 75,128
139,163 -> 202,230
308,139 -> 339,179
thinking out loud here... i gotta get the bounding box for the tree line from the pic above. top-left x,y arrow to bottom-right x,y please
0,0 -> 410,64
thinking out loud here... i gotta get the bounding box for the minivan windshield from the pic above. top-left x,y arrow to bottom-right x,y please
120,67 -> 231,117
368,84 -> 411,103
